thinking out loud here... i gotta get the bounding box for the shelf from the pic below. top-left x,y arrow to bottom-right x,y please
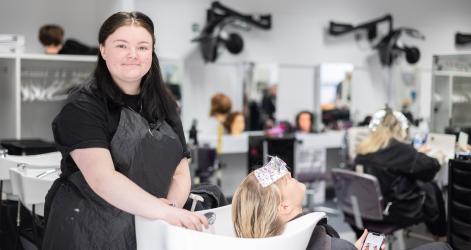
20,53 -> 97,62
432,54 -> 471,133
0,54 -> 96,141
0,53 -> 17,59
434,71 -> 471,77
0,53 -> 97,62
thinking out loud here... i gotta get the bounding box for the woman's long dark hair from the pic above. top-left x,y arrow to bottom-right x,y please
94,11 -> 176,123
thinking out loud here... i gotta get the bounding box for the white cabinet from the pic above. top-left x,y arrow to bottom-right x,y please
431,54 -> 471,133
0,54 -> 183,142
0,53 -> 96,141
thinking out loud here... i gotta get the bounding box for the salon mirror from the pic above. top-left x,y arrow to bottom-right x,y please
161,60 -> 183,105
243,62 -> 279,131
319,63 -> 354,130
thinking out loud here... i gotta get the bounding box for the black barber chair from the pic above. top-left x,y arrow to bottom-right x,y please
448,159 -> 471,250
192,146 -> 217,184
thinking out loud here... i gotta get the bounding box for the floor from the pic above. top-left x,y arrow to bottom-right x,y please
310,200 -> 437,249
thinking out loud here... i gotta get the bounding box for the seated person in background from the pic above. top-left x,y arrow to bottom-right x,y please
232,157 -> 451,250
39,24 -> 98,55
223,111 -> 245,135
354,108 -> 447,239
296,110 -> 315,133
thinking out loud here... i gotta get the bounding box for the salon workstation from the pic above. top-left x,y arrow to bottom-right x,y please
1,1 -> 471,250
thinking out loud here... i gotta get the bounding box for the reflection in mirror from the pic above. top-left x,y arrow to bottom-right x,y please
161,62 -> 183,105
319,63 -> 354,130
396,67 -> 419,126
243,62 -> 279,131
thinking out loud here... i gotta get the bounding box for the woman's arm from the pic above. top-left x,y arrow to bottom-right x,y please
71,147 -> 207,230
166,158 -> 191,208
410,151 -> 441,181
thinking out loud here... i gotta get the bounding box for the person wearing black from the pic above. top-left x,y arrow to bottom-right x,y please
261,84 -> 277,127
355,108 -> 447,238
42,12 -> 207,250
38,24 -> 98,55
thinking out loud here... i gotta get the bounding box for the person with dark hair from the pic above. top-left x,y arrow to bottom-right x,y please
42,12 -> 207,249
38,24 -> 98,55
261,84 -> 277,127
296,110 -> 315,133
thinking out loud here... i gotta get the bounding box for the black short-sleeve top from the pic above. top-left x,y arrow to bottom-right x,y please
52,80 -> 190,177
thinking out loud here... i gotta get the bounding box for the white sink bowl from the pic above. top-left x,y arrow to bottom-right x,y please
0,151 -> 61,196
135,204 -> 326,250
9,167 -> 60,216
0,151 -> 62,181
0,152 -> 61,216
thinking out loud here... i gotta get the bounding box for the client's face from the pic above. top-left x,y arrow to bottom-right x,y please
280,173 -> 306,208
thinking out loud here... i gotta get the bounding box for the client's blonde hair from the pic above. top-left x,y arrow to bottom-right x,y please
232,172 -> 287,238
356,109 -> 407,155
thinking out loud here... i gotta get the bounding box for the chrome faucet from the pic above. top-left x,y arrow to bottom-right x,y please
17,163 -> 27,170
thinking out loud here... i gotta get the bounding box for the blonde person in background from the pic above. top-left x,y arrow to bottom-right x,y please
355,108 -> 447,241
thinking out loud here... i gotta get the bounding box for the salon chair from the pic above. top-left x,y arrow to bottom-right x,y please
191,146 -> 218,184
331,169 -> 411,250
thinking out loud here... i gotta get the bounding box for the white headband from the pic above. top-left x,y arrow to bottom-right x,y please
254,156 -> 289,188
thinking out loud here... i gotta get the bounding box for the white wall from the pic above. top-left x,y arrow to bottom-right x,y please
0,0 -> 102,53
132,0 -> 471,65
2,0 -> 471,130
134,0 -> 471,129
181,50 -> 244,133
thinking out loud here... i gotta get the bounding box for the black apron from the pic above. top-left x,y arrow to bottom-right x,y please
42,108 -> 184,250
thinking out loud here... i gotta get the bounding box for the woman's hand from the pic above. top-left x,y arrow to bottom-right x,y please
354,229 -> 369,250
161,206 -> 209,232
418,144 -> 431,153
354,229 -> 386,250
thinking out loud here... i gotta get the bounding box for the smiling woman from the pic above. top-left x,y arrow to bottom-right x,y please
42,11 -> 208,250
100,25 -> 153,94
